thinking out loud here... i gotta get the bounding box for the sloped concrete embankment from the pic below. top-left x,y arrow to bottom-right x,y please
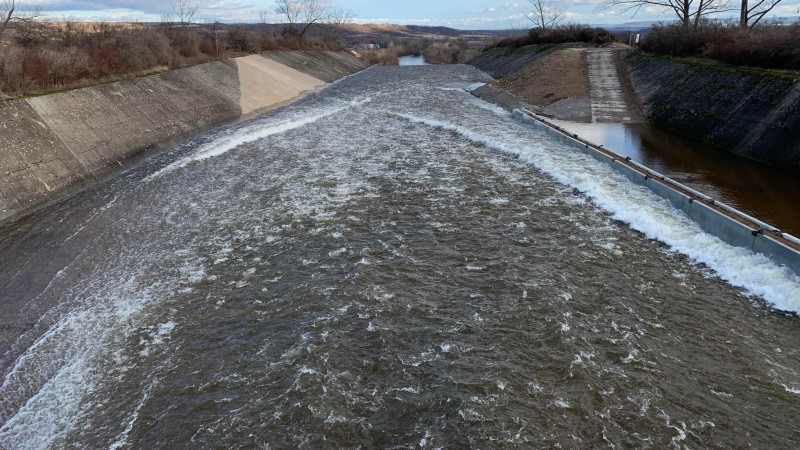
626,54 -> 800,172
0,52 -> 366,223
467,44 -> 562,78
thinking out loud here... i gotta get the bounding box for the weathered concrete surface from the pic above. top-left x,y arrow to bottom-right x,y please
27,62 -> 242,174
0,101 -> 95,218
236,55 -> 325,115
626,54 -> 800,172
262,51 -> 367,82
543,97 -> 592,122
587,49 -> 641,123
0,51 -> 365,223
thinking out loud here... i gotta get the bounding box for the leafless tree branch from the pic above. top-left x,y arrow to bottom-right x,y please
526,0 -> 567,29
597,0 -> 733,27
1,0 -> 43,38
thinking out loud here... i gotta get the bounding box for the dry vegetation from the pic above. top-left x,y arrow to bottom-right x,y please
423,41 -> 480,65
359,42 -> 400,65
0,20 -> 343,99
641,24 -> 800,70
488,25 -> 616,49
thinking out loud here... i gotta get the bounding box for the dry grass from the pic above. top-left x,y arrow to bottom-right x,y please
642,24 -> 800,71
488,25 -> 615,50
0,21 -> 344,99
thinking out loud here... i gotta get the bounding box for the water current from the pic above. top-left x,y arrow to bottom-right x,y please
1,65 -> 799,448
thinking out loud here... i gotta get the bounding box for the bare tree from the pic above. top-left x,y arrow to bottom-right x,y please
206,19 -> 227,57
598,0 -> 734,27
526,0 -> 567,29
275,0 -> 328,37
171,0 -> 199,26
740,0 -> 783,28
1,0 -> 42,38
323,7 -> 355,41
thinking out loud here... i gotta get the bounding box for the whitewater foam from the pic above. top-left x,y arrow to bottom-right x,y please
146,97 -> 373,181
393,112 -> 800,313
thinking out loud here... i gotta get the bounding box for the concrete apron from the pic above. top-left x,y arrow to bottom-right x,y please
512,108 -> 800,277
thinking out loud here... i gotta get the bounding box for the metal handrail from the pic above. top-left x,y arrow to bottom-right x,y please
518,108 -> 800,248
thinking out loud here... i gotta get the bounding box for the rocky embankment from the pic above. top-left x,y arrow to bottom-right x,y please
626,54 -> 800,172
0,51 -> 365,223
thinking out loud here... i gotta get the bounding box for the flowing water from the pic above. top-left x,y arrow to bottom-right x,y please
548,120 -> 800,237
1,65 -> 799,449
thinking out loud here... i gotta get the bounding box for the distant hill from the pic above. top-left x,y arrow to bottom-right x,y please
596,16 -> 800,32
259,23 -> 516,47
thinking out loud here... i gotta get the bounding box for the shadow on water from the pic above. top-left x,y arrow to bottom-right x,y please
550,119 -> 800,236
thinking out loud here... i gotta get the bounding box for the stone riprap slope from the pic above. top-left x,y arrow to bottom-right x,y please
0,51 -> 366,223
626,54 -> 800,172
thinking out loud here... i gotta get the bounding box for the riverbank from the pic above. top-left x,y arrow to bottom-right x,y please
625,54 -> 800,173
0,51 -> 366,224
467,44 -> 800,244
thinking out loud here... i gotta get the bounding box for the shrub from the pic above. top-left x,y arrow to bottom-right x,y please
361,46 -> 399,65
227,26 -> 261,53
641,24 -> 800,70
489,25 -> 615,50
275,35 -> 302,51
0,46 -> 29,95
424,42 -> 461,64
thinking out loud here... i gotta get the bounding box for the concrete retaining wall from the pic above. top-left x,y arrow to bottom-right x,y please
0,51 -> 366,223
625,54 -> 800,172
512,109 -> 800,276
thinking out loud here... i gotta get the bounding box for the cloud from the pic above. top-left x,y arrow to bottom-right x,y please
471,3 -> 521,14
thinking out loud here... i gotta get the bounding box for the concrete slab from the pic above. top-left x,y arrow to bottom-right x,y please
542,96 -> 592,122
235,55 -> 325,115
587,49 -> 635,123
0,100 -> 94,220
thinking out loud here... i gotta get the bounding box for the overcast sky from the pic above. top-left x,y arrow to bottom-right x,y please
27,0 -> 800,29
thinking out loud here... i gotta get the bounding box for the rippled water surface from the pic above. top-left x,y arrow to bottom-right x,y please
1,65 -> 799,448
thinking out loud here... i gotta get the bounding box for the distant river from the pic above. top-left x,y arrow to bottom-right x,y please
0,65 -> 799,448
399,54 -> 428,66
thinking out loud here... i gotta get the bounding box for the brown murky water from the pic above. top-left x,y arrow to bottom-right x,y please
1,66 -> 799,448
550,120 -> 800,236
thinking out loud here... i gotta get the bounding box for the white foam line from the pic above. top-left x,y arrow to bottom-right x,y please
145,97 -> 372,181
108,367 -> 165,450
393,112 -> 800,313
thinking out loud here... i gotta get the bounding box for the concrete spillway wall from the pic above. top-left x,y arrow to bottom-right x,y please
0,51 -> 365,223
512,109 -> 800,276
625,54 -> 800,173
